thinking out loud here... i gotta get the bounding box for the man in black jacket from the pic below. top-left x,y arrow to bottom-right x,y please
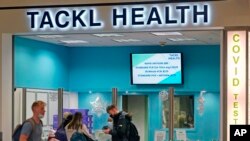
103,105 -> 132,141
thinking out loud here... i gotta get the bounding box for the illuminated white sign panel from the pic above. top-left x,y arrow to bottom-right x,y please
26,4 -> 211,31
227,31 -> 247,141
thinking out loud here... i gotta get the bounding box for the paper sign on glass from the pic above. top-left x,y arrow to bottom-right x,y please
176,130 -> 187,141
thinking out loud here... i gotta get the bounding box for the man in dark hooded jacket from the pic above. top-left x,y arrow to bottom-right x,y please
103,105 -> 132,141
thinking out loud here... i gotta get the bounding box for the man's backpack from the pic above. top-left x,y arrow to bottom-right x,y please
55,126 -> 68,141
127,122 -> 140,141
12,118 -> 37,141
70,132 -> 87,141
118,112 -> 140,141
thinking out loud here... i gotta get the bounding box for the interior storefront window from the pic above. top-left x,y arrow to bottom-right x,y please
162,95 -> 194,128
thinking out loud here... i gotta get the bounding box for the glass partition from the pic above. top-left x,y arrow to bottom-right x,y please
170,92 -> 219,141
162,95 -> 194,129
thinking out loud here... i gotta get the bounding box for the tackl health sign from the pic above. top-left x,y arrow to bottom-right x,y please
26,3 -> 211,31
227,31 -> 247,141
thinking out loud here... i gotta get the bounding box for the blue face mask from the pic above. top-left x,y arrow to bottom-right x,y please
38,114 -> 44,119
108,122 -> 113,128
108,122 -> 113,126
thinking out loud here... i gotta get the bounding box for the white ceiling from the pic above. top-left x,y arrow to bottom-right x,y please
19,30 -> 221,47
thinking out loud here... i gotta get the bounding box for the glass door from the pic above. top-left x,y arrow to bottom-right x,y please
172,95 -> 195,141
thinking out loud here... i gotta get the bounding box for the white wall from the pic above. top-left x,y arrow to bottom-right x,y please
69,93 -> 79,108
1,34 -> 13,141
13,88 -> 23,127
48,92 -> 58,125
63,92 -> 78,109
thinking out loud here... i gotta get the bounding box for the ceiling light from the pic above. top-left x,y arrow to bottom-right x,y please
37,35 -> 64,38
93,33 -> 124,37
60,40 -> 88,44
168,38 -> 196,42
113,39 -> 141,43
151,32 -> 182,36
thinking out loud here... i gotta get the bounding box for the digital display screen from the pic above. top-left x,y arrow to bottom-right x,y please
131,53 -> 182,84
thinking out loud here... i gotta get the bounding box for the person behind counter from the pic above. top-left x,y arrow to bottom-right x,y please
184,114 -> 194,128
